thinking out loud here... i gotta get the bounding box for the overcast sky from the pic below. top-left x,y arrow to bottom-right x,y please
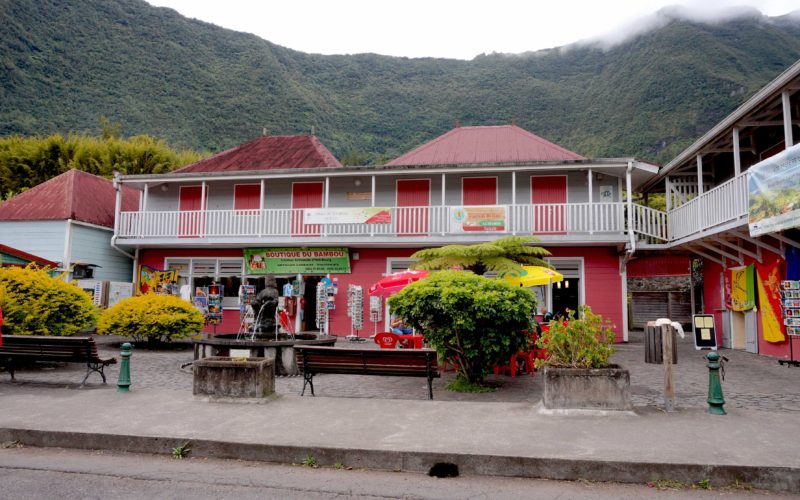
146,0 -> 799,60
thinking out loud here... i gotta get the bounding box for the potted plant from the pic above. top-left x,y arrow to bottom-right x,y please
535,306 -> 631,410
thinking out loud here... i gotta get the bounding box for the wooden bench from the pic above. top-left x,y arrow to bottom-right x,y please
0,335 -> 117,385
295,346 -> 440,400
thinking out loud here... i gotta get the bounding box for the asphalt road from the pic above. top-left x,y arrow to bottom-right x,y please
0,447 -> 791,499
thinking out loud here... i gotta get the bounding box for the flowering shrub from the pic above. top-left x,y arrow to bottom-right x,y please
388,271 -> 536,384
97,294 -> 204,342
0,266 -> 96,336
535,306 -> 615,369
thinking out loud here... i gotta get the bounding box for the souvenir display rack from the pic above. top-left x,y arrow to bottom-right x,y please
780,280 -> 800,367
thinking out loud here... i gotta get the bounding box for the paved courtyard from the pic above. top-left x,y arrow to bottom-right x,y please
3,331 -> 799,411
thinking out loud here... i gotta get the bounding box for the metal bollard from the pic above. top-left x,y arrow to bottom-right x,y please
117,342 -> 132,393
706,351 -> 725,415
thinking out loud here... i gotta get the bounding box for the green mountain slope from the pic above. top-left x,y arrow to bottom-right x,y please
2,0 -> 800,164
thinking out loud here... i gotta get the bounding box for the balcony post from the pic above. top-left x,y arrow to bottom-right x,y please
200,181 -> 206,237
588,169 -> 594,235
113,172 -> 122,237
441,173 -> 446,236
665,177 -> 672,212
733,127 -> 741,176
511,171 -> 516,235
371,175 -> 375,237
784,90 -> 794,149
259,179 -> 265,237
323,176 -> 329,237
696,154 -> 704,196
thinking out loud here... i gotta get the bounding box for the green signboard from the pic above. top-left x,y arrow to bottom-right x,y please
244,248 -> 350,275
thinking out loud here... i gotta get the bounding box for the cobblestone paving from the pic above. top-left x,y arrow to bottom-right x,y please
3,332 -> 799,411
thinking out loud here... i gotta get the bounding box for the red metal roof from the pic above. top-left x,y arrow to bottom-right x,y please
387,125 -> 585,166
174,135 -> 343,173
0,243 -> 59,268
0,169 -> 140,228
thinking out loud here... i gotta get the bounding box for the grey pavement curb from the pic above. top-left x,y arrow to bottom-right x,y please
1,427 -> 798,493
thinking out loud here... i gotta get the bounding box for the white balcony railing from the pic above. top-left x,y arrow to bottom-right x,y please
668,174 -> 749,241
118,203 -> 635,240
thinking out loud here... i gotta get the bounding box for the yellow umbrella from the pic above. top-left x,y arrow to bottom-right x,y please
503,266 -> 563,287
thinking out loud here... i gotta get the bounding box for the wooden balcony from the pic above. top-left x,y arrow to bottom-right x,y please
667,174 -> 749,243
116,202 -> 653,246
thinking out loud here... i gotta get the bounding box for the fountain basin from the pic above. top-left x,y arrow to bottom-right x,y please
192,334 -> 337,376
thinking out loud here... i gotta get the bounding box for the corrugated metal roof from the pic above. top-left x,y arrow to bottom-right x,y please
0,169 -> 139,228
387,125 -> 585,166
0,243 -> 59,267
174,135 -> 343,173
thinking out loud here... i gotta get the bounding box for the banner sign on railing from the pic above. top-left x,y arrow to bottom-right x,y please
244,247 -> 351,274
450,206 -> 507,232
303,208 -> 391,225
748,143 -> 800,236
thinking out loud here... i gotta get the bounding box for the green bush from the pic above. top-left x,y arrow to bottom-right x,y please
536,306 -> 615,369
97,294 -> 204,343
0,266 -> 97,336
388,271 -> 536,384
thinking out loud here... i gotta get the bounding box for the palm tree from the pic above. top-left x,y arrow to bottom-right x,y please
410,236 -> 551,276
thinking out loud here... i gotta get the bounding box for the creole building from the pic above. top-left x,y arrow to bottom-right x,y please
113,124 -> 661,340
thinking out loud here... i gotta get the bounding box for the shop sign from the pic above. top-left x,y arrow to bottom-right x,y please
450,206 -> 507,232
748,143 -> 800,236
245,247 -> 351,274
303,207 -> 391,224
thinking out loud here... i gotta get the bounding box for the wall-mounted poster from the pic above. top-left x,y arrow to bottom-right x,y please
138,266 -> 178,295
748,143 -> 800,236
450,206 -> 507,232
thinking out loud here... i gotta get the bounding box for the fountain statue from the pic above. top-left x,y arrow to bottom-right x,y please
251,274 -> 279,335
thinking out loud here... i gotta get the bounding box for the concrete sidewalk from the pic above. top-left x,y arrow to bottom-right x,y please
1,332 -> 799,492
1,381 -> 799,492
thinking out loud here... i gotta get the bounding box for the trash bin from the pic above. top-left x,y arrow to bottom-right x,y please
645,323 -> 678,364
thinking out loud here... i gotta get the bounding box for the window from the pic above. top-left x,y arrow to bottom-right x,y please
165,257 -> 244,309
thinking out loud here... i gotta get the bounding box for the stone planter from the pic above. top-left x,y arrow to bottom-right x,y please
543,365 -> 632,411
193,357 -> 275,399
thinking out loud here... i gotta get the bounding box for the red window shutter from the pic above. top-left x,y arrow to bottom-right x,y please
463,177 -> 497,205
234,184 -> 261,210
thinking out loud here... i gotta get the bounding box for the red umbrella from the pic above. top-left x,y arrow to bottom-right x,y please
368,270 -> 429,297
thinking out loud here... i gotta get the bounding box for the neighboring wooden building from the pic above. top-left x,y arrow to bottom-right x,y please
0,169 -> 140,281
639,58 -> 800,360
113,128 -> 661,338
0,244 -> 59,271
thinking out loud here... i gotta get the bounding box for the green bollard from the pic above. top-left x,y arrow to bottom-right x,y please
706,351 -> 726,415
117,342 -> 132,393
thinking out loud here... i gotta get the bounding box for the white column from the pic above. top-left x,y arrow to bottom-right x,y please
441,173 -> 446,236
441,173 -> 446,205
696,154 -> 704,196
587,169 -> 593,235
142,183 -> 149,211
259,180 -> 265,209
324,177 -> 330,207
665,177 -> 672,212
783,90 -> 794,149
371,175 -> 376,207
62,219 -> 73,279
200,181 -> 206,237
511,171 -> 517,235
733,127 -> 741,176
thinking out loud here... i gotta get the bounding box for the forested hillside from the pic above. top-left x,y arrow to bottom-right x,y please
2,0 -> 800,166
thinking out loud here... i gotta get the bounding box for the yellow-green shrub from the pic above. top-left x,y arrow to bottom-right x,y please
97,294 -> 204,342
0,266 -> 97,336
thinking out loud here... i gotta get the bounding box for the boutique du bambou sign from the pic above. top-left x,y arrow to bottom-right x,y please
244,248 -> 350,274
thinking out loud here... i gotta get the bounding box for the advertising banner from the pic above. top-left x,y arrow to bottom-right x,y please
727,265 -> 755,311
138,265 -> 178,295
245,248 -> 350,274
756,261 -> 785,343
303,208 -> 391,225
748,143 -> 800,236
450,206 -> 507,232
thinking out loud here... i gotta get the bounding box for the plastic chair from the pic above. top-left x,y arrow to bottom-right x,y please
278,310 -> 294,335
374,332 -> 400,349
